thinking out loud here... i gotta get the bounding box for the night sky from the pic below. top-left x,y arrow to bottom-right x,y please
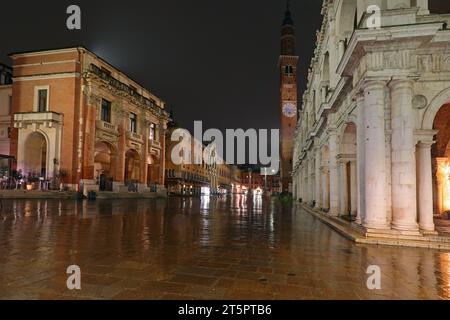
0,0 -> 323,133
1,1 -> 449,133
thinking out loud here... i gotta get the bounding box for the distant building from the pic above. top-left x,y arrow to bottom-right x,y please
0,63 -> 12,156
9,47 -> 170,193
165,122 -> 241,195
241,168 -> 281,195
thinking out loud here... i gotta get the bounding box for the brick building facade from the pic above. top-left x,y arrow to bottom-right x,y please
9,47 -> 170,193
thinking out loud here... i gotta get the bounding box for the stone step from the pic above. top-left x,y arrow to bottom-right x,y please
366,232 -> 450,243
300,204 -> 450,249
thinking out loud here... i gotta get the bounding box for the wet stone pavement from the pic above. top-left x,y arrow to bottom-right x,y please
0,195 -> 449,300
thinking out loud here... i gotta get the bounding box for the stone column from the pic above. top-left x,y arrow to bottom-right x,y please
356,93 -> 365,225
298,171 -> 302,200
142,124 -> 149,185
305,164 -> 309,201
350,160 -> 357,216
159,122 -> 167,186
82,99 -> 97,180
321,166 -> 329,210
315,147 -> 322,208
417,141 -> 436,233
321,86 -> 327,103
338,158 -> 349,216
338,40 -> 346,61
116,116 -> 127,184
390,79 -> 418,231
292,173 -> 297,199
363,81 -> 388,229
308,157 -> 314,202
329,130 -> 339,216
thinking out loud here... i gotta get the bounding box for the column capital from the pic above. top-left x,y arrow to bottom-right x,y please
417,140 -> 436,149
415,129 -> 438,144
388,78 -> 414,90
354,91 -> 364,103
327,127 -> 338,136
362,80 -> 387,93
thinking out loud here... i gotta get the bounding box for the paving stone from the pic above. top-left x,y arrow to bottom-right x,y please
0,197 -> 449,300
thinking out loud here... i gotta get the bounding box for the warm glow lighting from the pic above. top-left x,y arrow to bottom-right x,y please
201,187 -> 210,196
444,163 -> 450,211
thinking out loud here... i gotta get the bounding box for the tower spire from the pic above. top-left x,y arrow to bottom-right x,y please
283,0 -> 294,26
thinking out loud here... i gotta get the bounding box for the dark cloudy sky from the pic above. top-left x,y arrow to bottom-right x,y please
0,0 -> 323,133
1,1 -> 449,133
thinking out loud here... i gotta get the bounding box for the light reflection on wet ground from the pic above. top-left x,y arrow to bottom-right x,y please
0,195 -> 449,300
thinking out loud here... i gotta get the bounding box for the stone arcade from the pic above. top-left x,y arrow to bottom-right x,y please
293,0 -> 450,237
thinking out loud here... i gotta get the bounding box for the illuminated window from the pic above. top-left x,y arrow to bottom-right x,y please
149,123 -> 156,140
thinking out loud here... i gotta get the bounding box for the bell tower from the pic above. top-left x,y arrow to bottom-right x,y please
279,0 -> 298,193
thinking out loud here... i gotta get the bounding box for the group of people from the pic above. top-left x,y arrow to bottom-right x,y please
0,169 -> 50,190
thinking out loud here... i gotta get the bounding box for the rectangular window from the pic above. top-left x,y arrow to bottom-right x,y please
101,99 -> 111,123
149,123 -> 156,140
37,89 -> 48,112
130,113 -> 137,133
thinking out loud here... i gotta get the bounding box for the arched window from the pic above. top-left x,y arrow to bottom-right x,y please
284,65 -> 294,76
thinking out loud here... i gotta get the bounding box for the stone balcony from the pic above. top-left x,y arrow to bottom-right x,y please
96,120 -> 118,135
150,139 -> 161,150
149,139 -> 162,158
14,112 -> 63,129
126,131 -> 144,144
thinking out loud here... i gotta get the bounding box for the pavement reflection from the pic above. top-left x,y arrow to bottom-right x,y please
0,195 -> 448,300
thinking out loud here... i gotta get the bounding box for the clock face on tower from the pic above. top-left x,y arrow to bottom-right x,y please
282,102 -> 297,118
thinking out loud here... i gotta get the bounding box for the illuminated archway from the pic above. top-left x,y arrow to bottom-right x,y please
339,122 -> 357,216
24,132 -> 47,178
125,149 -> 141,182
432,103 -> 450,217
147,154 -> 159,185
94,141 -> 116,191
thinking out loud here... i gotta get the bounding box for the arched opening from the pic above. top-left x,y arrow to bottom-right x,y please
321,145 -> 330,211
147,154 -> 160,189
432,103 -> 450,218
335,0 -> 358,35
24,132 -> 47,178
339,122 -> 357,218
94,141 -> 116,191
125,149 -> 141,184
